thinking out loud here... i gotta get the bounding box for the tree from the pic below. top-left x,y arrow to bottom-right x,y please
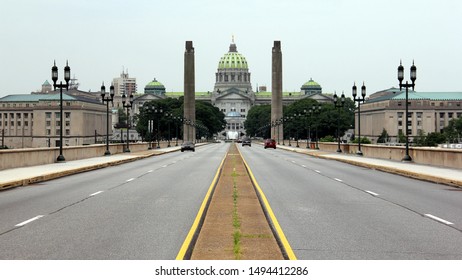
244,105 -> 271,137
443,117 -> 462,143
377,129 -> 390,143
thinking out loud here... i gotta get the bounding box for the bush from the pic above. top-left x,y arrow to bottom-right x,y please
352,137 -> 371,144
319,135 -> 335,142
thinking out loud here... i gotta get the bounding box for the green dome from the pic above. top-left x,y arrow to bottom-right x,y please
302,78 -> 321,88
145,78 -> 164,89
218,43 -> 248,69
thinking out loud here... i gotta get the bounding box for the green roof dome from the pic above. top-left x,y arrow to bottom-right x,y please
218,43 -> 248,70
302,78 -> 321,88
145,78 -> 164,89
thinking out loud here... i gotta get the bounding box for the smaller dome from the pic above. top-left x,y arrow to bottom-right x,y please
145,78 -> 164,88
302,78 -> 321,88
144,78 -> 166,95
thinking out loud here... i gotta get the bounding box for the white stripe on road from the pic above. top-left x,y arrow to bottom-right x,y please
15,215 -> 44,227
146,170 -> 153,173
291,161 -> 296,164
302,165 -> 307,168
315,170 -> 321,173
424,214 -> 454,225
334,178 -> 343,182
365,190 -> 379,196
126,178 -> 135,182
161,165 -> 168,168
89,191 -> 104,197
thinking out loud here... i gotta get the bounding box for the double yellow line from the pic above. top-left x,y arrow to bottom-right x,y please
176,147 -> 296,260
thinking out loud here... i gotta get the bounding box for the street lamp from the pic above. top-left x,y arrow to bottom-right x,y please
333,91 -> 346,153
122,92 -> 133,153
165,112 -> 172,147
51,60 -> 70,162
313,105 -> 321,149
352,82 -> 366,156
304,108 -> 312,148
398,60 -> 416,162
101,82 -> 115,156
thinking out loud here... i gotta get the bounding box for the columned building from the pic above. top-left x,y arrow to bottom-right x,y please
358,88 -> 462,143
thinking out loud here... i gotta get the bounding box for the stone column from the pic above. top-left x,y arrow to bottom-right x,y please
184,41 -> 196,142
271,41 -> 283,141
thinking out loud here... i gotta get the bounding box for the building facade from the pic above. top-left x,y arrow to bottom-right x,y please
358,88 -> 462,143
0,91 -> 108,148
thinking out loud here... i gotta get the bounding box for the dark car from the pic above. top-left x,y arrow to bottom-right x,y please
181,141 -> 195,152
264,139 -> 276,149
242,137 -> 251,147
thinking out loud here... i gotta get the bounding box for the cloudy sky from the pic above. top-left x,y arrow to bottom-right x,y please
1,0 -> 461,98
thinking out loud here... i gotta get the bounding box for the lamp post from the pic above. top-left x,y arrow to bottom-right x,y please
295,113 -> 301,148
352,82 -> 366,156
313,105 -> 321,149
165,112 -> 172,147
101,82 -> 114,156
51,60 -> 70,162
304,108 -> 312,148
333,91 -> 346,153
122,92 -> 133,153
398,60 -> 416,162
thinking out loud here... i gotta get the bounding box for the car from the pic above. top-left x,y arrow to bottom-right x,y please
242,137 -> 251,147
181,141 -> 195,152
264,139 -> 276,149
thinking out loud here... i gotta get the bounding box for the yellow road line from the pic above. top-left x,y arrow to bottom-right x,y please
238,147 -> 298,260
175,153 -> 226,260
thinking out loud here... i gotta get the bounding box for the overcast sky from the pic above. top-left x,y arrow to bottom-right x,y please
1,0 -> 461,98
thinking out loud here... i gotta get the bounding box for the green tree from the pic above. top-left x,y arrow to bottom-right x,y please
425,132 -> 446,147
244,105 -> 271,137
397,130 -> 406,143
377,128 -> 390,143
443,117 -> 462,143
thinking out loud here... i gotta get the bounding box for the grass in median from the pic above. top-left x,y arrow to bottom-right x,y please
231,158 -> 242,260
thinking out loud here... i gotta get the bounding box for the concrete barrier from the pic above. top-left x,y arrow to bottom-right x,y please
0,142 -> 175,170
321,142 -> 462,169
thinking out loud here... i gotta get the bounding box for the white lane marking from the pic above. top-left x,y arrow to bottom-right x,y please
15,215 -> 44,227
89,191 -> 103,197
302,165 -> 307,168
291,161 -> 296,164
126,178 -> 135,182
161,165 -> 168,168
315,170 -> 321,173
365,190 -> 379,196
424,214 -> 454,225
334,178 -> 343,182
147,170 -> 153,173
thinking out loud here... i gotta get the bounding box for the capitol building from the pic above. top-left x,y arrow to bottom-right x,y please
133,41 -> 332,138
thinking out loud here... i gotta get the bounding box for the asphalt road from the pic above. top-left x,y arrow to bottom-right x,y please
0,143 -> 229,259
238,144 -> 462,259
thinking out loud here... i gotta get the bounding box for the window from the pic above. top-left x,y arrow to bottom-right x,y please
66,121 -> 70,127
17,113 -> 21,119
240,108 -> 246,113
66,129 -> 70,136
46,121 -> 51,126
25,121 -> 28,127
65,112 -> 71,118
46,129 -> 51,135
439,112 -> 445,118
448,112 -> 454,118
417,112 -> 422,119
56,121 -> 61,126
46,112 -> 51,119
55,112 -> 61,118
56,129 -> 60,135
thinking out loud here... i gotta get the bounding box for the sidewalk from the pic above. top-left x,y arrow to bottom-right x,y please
0,146 -> 181,191
276,144 -> 462,188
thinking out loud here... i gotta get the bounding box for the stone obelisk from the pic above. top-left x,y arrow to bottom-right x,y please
184,41 -> 196,142
271,41 -> 283,141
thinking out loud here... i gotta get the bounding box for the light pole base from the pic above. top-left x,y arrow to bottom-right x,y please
104,150 -> 111,156
336,149 -> 342,153
402,155 -> 412,162
356,151 -> 363,156
56,154 -> 66,162
124,148 -> 130,153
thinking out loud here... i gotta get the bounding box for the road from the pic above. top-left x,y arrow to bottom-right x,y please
0,143 -> 228,259
238,144 -> 462,259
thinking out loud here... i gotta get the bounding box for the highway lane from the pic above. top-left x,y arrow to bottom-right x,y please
0,142 -> 229,259
238,144 -> 462,259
